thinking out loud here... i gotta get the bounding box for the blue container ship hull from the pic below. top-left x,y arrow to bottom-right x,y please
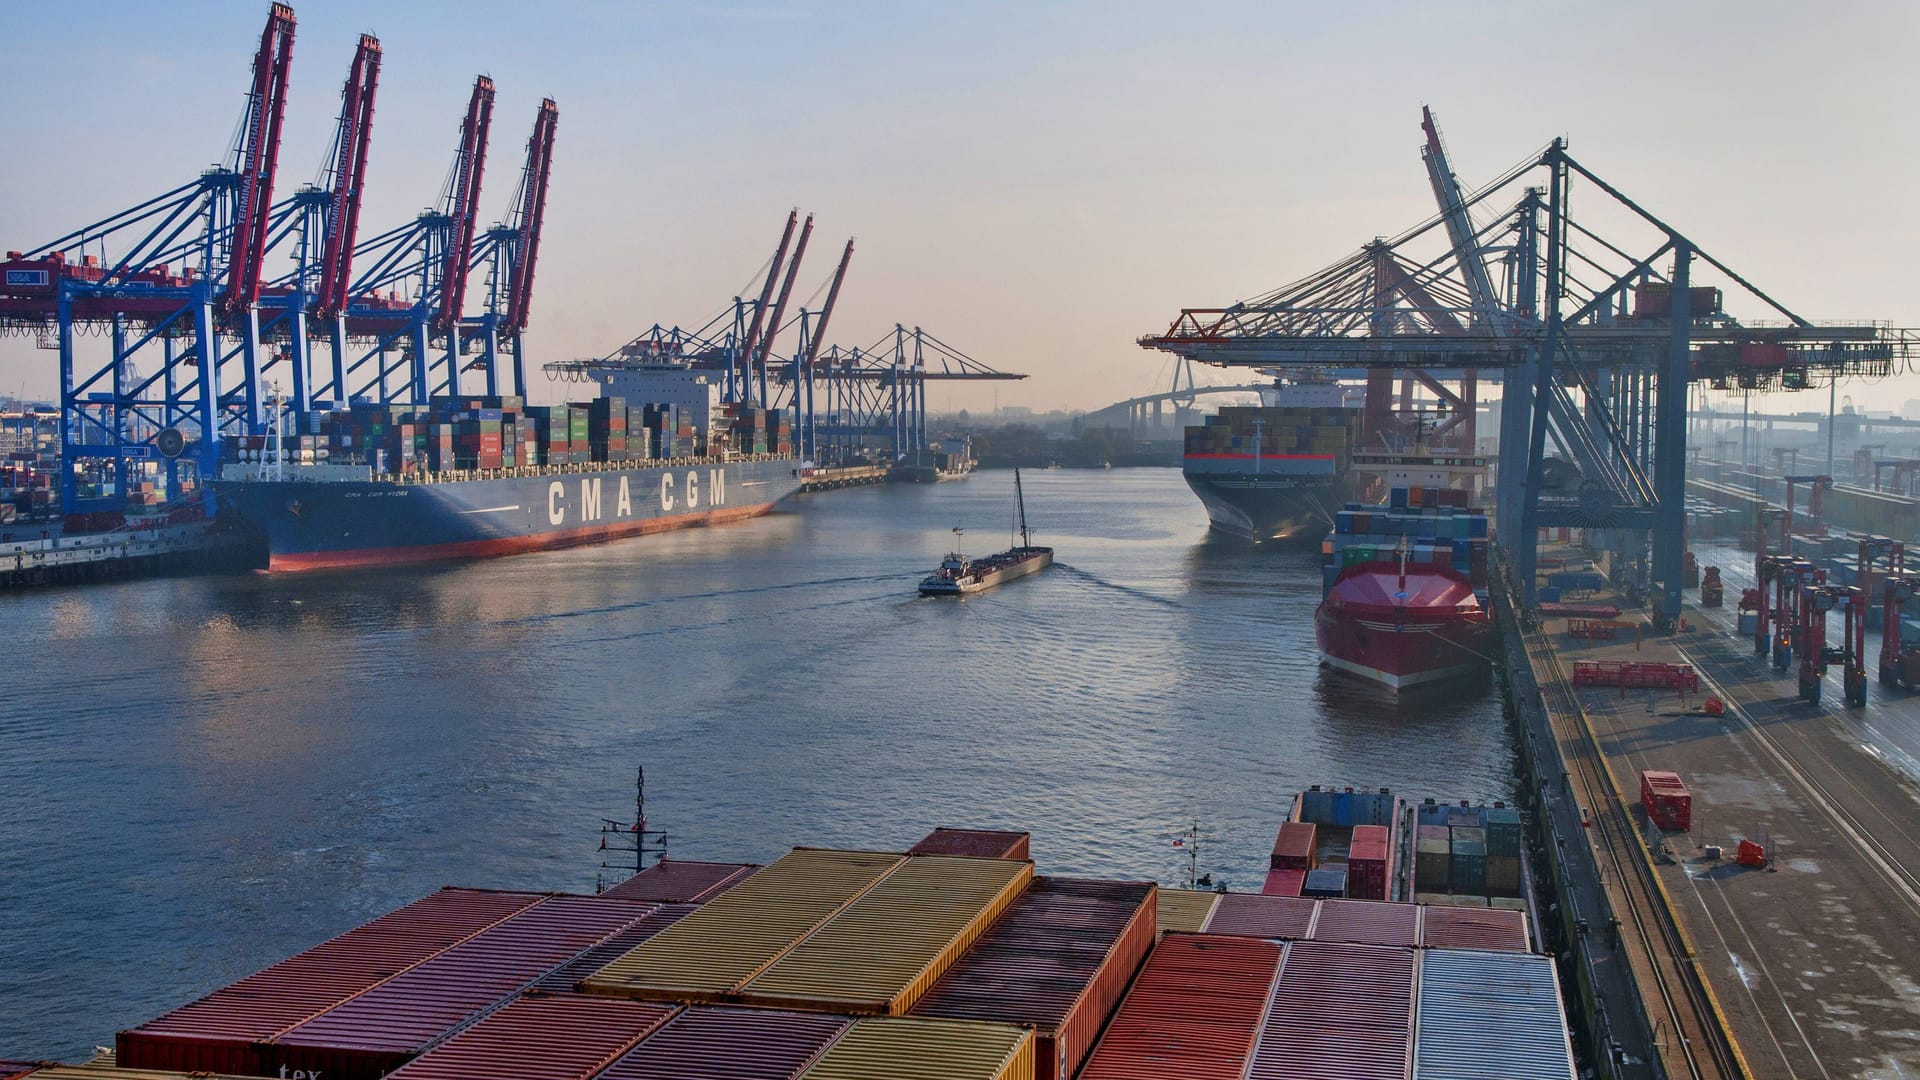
216,457 -> 804,572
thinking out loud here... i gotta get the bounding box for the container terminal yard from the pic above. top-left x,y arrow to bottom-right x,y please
8,5 -> 1920,1080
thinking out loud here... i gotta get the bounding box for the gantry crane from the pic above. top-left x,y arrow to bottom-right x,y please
1141,108 -> 1915,627
469,97 -> 559,395
0,3 -> 298,513
548,215 -> 1024,465
340,75 -> 497,404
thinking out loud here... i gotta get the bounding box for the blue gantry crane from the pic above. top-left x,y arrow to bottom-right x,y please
0,3 -> 300,517
0,5 -> 556,528
1141,107 -> 1917,628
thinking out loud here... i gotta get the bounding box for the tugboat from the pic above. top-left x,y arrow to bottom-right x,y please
919,469 -> 1053,596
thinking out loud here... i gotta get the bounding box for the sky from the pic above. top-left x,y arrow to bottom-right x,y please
3,0 -> 1919,415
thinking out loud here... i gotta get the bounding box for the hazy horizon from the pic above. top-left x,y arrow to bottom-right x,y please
4,1 -> 1918,416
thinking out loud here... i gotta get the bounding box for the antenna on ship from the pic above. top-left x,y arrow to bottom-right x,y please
596,766 -> 668,893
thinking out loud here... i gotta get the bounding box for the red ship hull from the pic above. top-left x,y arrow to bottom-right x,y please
1315,561 -> 1492,691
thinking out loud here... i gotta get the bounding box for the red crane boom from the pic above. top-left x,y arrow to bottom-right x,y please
435,75 -> 495,331
503,98 -> 558,335
315,34 -> 382,317
804,239 -> 854,366
224,2 -> 297,315
739,210 -> 799,371
757,213 -> 813,369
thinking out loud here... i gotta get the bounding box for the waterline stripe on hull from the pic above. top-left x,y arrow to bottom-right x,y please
1319,651 -> 1486,691
267,502 -> 778,572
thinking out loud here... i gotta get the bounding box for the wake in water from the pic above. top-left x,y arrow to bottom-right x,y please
1049,562 -> 1183,608
495,572 -> 905,628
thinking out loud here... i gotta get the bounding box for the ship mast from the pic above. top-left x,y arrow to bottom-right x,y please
1014,468 -> 1031,548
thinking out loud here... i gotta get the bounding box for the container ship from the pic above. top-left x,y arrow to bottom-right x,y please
1315,484 -> 1494,691
1181,384 -> 1362,543
216,369 -> 801,572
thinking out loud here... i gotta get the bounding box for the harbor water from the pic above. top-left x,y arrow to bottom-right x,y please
0,467 -> 1514,1060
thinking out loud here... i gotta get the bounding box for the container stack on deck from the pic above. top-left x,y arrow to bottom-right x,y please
1410,801 -> 1528,909
1184,405 -> 1356,468
218,394 -> 763,478
41,823 -> 1575,1080
1326,487 -> 1491,595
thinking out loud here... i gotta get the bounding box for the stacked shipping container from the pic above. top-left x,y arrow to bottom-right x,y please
736,856 -> 1032,1014
598,861 -> 760,903
383,995 -> 678,1080
1249,940 -> 1415,1080
218,392 -> 754,478
597,1007 -> 850,1080
1078,934 -> 1284,1080
69,837 -> 1574,1080
116,887 -> 548,1073
1413,950 -> 1577,1079
1326,488 -> 1491,595
581,849 -> 906,1001
267,895 -> 664,1079
911,877 -> 1156,1080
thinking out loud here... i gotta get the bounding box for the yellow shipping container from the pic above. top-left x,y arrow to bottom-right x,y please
580,847 -> 904,1001
740,855 -> 1033,1014
1155,889 -> 1218,934
798,1016 -> 1035,1080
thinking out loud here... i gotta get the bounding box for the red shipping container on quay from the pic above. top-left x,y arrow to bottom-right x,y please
596,1006 -> 850,1080
1202,892 -> 1317,941
116,888 -> 548,1074
1078,934 -> 1283,1080
1247,940 -> 1415,1080
1309,899 -> 1420,949
268,896 -> 663,1080
598,860 -> 761,903
1640,770 -> 1693,831
1270,822 -> 1317,872
912,877 -> 1156,1080
1419,906 -> 1531,953
1261,869 -> 1306,897
384,994 -> 678,1080
907,827 -> 1033,862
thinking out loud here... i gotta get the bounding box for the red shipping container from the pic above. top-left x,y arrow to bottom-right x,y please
384,994 -> 677,1080
1640,770 -> 1693,831
597,1006 -> 850,1080
907,827 -> 1032,862
1310,899 -> 1419,948
1419,906 -> 1530,953
599,860 -> 760,903
913,877 -> 1156,1080
1261,869 -> 1305,897
534,904 -> 700,993
1270,822 -> 1317,872
1079,934 -> 1282,1080
268,896 -> 662,1080
1248,940 -> 1414,1080
1203,892 -> 1317,940
117,888 -> 547,1074
1347,824 -> 1393,901
0,1062 -> 38,1079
